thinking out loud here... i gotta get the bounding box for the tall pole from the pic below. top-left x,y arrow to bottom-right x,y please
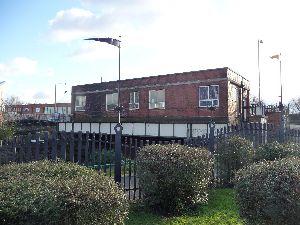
118,36 -> 121,124
83,37 -> 122,183
258,39 -> 263,103
115,36 -> 122,183
280,59 -> 282,105
54,84 -> 57,113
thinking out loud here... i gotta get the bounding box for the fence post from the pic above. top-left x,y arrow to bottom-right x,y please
114,123 -> 123,183
208,121 -> 215,153
278,105 -> 285,143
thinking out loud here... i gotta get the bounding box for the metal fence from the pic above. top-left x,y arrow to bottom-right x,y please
0,131 -> 183,200
1,122 -> 300,199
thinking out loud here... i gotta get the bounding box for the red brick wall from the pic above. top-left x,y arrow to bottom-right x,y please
72,67 -> 249,123
266,111 -> 281,128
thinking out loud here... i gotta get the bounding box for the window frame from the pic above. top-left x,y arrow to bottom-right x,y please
149,89 -> 165,109
129,91 -> 139,110
106,93 -> 118,111
75,95 -> 86,112
199,85 -> 219,107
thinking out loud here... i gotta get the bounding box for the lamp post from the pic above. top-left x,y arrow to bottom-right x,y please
84,37 -> 122,123
258,39 -> 263,104
270,53 -> 284,142
270,53 -> 282,106
54,83 -> 67,113
84,36 -> 122,183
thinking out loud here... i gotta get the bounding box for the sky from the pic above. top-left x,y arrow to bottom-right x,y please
0,0 -> 299,105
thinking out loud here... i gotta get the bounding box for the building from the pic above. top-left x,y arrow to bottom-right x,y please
71,67 -> 250,125
5,103 -> 71,122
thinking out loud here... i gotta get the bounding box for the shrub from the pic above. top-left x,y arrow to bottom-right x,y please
235,157 -> 300,225
136,144 -> 213,215
0,160 -> 128,225
0,123 -> 15,140
255,141 -> 300,162
215,135 -> 254,186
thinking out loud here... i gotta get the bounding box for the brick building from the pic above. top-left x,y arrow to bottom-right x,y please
5,103 -> 71,122
71,67 -> 250,125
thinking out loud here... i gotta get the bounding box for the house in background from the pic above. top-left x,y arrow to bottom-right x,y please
5,103 -> 71,122
71,67 -> 251,125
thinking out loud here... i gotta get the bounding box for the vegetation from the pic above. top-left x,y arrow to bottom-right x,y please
289,96 -> 300,114
0,160 -> 128,225
0,123 -> 15,140
215,135 -> 254,186
126,188 -> 245,225
235,157 -> 300,225
136,144 -> 213,215
254,141 -> 300,162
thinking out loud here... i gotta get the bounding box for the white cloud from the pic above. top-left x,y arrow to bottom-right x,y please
68,42 -> 118,61
0,57 -> 37,76
32,91 -> 50,100
45,0 -> 300,104
48,8 -> 111,42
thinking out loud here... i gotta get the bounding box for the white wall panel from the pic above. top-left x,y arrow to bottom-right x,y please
146,123 -> 159,136
100,123 -> 111,134
65,123 -> 73,132
73,123 -> 82,132
81,123 -> 90,133
90,123 -> 100,133
133,123 -> 146,136
174,124 -> 188,138
160,124 -> 173,137
122,123 -> 134,135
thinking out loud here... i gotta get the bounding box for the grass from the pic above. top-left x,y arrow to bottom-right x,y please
126,188 -> 245,225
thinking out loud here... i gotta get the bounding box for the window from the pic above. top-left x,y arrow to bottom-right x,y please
199,85 -> 219,107
75,96 -> 86,111
149,89 -> 165,109
106,93 -> 118,111
129,91 -> 139,110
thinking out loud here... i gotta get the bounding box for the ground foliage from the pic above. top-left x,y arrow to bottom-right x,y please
137,144 -> 213,215
235,157 -> 300,225
215,135 -> 254,187
0,160 -> 128,225
254,141 -> 300,162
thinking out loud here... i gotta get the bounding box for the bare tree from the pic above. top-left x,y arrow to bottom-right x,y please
1,95 -> 24,122
3,95 -> 23,106
289,97 -> 300,114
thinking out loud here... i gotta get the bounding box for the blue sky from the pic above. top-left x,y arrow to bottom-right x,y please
1,0 -> 300,105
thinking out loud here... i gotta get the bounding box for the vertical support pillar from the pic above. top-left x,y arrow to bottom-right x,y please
114,123 -> 123,183
208,121 -> 215,153
278,104 -> 285,143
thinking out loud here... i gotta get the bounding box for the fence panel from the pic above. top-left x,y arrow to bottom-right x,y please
1,122 -> 300,198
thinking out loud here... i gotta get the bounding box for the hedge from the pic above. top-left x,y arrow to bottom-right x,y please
136,144 -> 213,215
0,160 -> 128,225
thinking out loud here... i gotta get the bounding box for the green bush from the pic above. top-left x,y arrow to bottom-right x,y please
136,144 -> 213,215
0,123 -> 15,140
255,141 -> 300,162
0,160 -> 128,225
235,157 -> 300,225
215,135 -> 254,187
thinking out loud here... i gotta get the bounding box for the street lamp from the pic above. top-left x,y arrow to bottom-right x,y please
84,36 -> 122,183
258,39 -> 263,104
54,83 -> 67,114
270,53 -> 284,142
84,37 -> 122,124
270,53 -> 282,106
